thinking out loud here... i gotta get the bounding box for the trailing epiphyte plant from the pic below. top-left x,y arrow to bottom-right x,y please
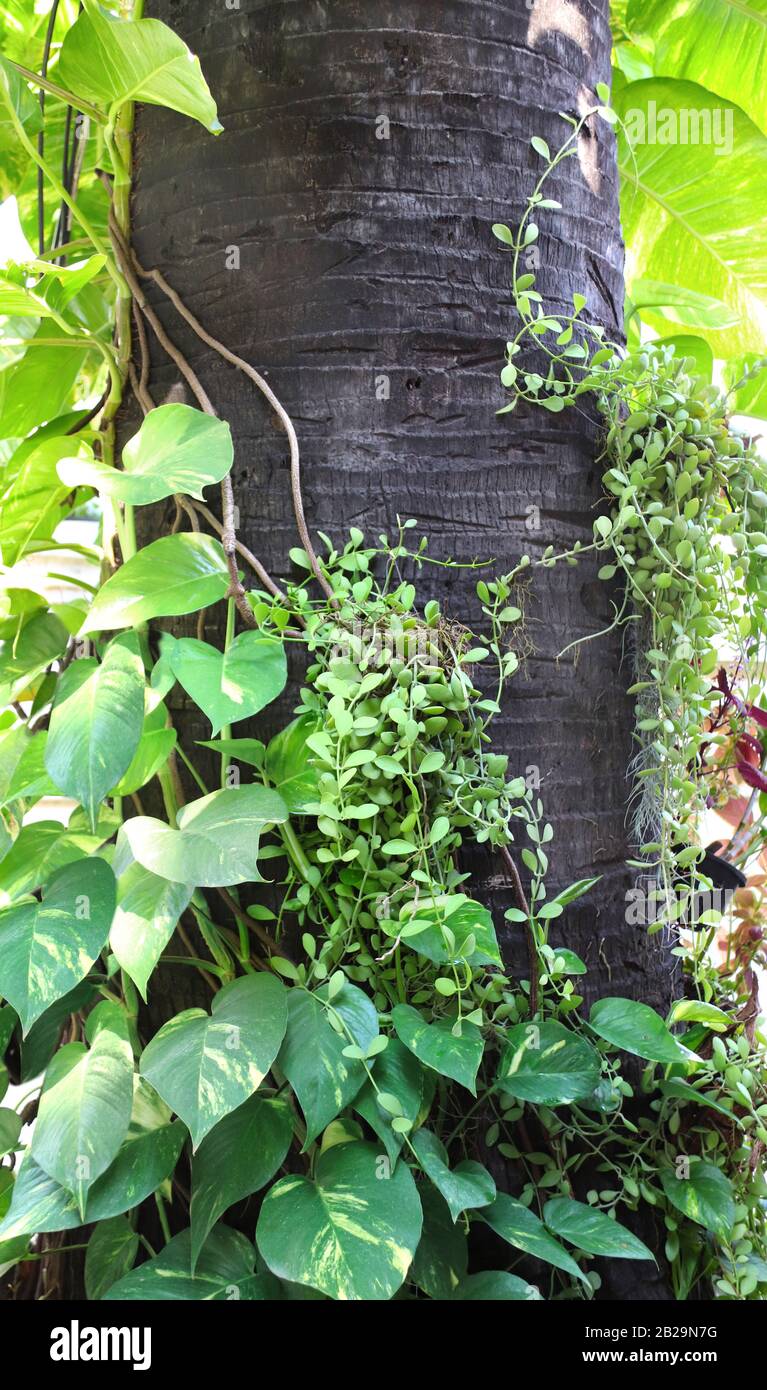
491,98 -> 767,1298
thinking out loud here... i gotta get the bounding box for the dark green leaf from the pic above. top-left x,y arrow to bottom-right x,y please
391,1005 -> 484,1094
85,1215 -> 139,1301
140,975 -> 288,1148
279,984 -> 377,1146
190,1094 -> 293,1271
589,997 -> 700,1065
482,1192 -> 587,1282
543,1196 -> 655,1260
0,857 -> 116,1033
496,1020 -> 602,1106
257,1141 -> 422,1301
410,1127 -> 495,1221
45,631 -> 145,828
660,1161 -> 736,1240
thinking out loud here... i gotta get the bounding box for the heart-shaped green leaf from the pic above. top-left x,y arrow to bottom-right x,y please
190,1094 -> 293,1270
482,1191 -> 587,1282
0,1121 -> 184,1242
31,1001 -> 134,1217
0,857 -> 116,1033
660,1161 -> 736,1240
161,629 -> 286,736
0,822 -> 105,906
391,1004 -> 484,1094
139,975 -> 288,1148
58,404 -> 233,505
81,532 -> 229,634
45,631 -> 145,828
58,0 -> 221,132
354,1038 -> 434,1164
410,1186 -> 468,1299
84,1215 -> 139,1301
256,1141 -> 422,1301
410,1127 -> 495,1221
589,997 -> 700,1065
109,864 -> 193,1001
496,1020 -> 602,1106
279,984 -> 378,1146
105,1226 -> 277,1301
453,1271 -> 542,1300
543,1196 -> 655,1261
403,897 -> 502,968
122,784 -> 288,887
0,610 -> 69,706
264,715 -> 321,812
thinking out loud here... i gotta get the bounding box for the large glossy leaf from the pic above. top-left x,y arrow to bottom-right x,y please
0,52 -> 42,143
139,975 -> 288,1148
0,858 -> 116,1034
615,78 -> 767,355
0,324 -> 90,442
660,1161 -> 736,1240
403,897 -> 502,968
257,1141 -> 422,1301
278,984 -> 378,1146
85,1215 -> 139,1301
0,725 -> 55,809
453,1271 -> 542,1301
588,997 -> 700,1065
31,1002 -> 133,1218
160,629 -> 287,736
0,822 -> 105,905
496,1020 -> 602,1106
45,631 -> 145,828
0,438 -> 91,565
0,1121 -> 184,1241
410,1185 -> 468,1299
105,1226 -> 277,1301
0,1108 -> 21,1156
481,1191 -> 587,1283
391,1004 -> 484,1094
628,0 -> 767,137
58,404 -> 234,504
0,611 -> 68,706
58,0 -> 222,132
264,715 -> 321,812
19,981 -> 97,1084
111,727 -> 177,798
122,784 -> 288,887
109,864 -> 193,1000
543,1197 -> 655,1261
626,278 -> 740,332
410,1128 -> 495,1222
354,1037 -> 434,1163
81,532 -> 230,634
190,1094 -> 293,1270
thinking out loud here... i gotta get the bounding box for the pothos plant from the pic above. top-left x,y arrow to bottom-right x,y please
0,4 -> 764,1303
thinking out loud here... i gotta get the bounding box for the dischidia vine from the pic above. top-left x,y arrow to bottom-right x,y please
0,5 -> 764,1303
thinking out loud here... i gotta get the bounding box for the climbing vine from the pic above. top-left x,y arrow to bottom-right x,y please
0,3 -> 764,1304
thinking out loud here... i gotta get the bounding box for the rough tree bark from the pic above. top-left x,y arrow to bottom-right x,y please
122,0 -> 676,1297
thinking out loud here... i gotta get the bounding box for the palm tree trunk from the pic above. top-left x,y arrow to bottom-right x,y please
126,0 -> 676,1298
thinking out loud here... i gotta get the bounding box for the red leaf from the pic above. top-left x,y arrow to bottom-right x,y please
737,760 -> 767,793
747,704 -> 767,729
737,733 -> 762,766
